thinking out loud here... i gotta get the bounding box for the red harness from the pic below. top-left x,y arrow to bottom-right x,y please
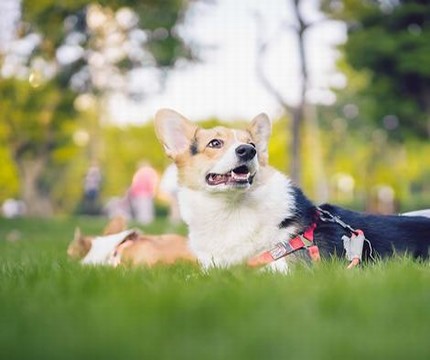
247,207 -> 368,269
247,221 -> 321,267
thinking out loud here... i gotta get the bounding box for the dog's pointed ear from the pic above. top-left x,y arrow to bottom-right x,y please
69,227 -> 92,258
248,113 -> 271,165
154,109 -> 198,159
74,227 -> 82,242
103,216 -> 127,235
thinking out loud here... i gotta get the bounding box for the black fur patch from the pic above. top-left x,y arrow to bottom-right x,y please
313,203 -> 430,260
278,186 -> 316,230
190,139 -> 198,156
278,217 -> 295,229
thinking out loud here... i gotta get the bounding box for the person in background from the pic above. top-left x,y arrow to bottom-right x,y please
82,163 -> 102,215
129,161 -> 159,224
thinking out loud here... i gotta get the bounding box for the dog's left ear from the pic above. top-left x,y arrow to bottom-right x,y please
154,109 -> 198,160
248,113 -> 271,165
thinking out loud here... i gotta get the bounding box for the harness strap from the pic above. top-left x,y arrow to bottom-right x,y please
247,208 -> 368,269
247,222 -> 320,268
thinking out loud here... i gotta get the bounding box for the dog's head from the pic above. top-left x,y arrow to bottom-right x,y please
67,227 -> 93,259
67,216 -> 128,259
154,109 -> 271,193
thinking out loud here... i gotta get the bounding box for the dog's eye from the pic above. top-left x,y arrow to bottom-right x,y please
207,139 -> 224,149
249,142 -> 256,148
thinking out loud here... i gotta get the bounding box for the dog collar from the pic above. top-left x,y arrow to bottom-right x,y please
247,222 -> 320,267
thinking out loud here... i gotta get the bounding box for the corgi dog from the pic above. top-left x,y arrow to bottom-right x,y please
68,216 -> 196,267
155,109 -> 430,270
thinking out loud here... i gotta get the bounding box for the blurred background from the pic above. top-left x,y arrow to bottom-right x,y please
0,0 -> 429,220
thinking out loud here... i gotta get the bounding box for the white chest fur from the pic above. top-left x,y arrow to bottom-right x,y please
178,171 -> 297,268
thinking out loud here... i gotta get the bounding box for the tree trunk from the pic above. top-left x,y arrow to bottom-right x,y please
290,107 -> 302,185
423,88 -> 430,138
305,104 -> 329,202
17,158 -> 53,217
255,0 -> 317,186
289,0 -> 308,186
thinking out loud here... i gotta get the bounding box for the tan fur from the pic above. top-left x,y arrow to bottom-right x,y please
102,215 -> 127,235
67,227 -> 93,259
120,234 -> 196,266
67,216 -> 196,266
154,109 -> 292,269
155,109 -> 267,192
176,128 -> 254,190
67,216 -> 127,259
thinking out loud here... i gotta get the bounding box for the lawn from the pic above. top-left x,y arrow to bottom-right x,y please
0,216 -> 429,360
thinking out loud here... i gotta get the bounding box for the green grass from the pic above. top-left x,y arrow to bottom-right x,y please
1,217 -> 430,360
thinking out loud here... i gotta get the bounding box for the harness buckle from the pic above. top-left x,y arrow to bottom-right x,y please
269,243 -> 290,260
343,229 -> 366,269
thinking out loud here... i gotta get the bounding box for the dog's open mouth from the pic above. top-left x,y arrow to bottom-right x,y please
206,165 -> 254,186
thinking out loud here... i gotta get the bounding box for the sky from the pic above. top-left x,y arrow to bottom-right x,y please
110,0 -> 347,123
0,0 -> 347,124
0,0 -> 20,53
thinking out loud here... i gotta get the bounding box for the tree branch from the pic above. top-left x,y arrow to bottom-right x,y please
254,12 -> 295,115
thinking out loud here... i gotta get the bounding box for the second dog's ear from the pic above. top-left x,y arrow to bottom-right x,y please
154,109 -> 198,159
248,113 -> 272,165
103,216 -> 127,235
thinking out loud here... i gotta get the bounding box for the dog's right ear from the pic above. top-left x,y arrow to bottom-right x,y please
68,227 -> 91,258
74,227 -> 82,242
248,113 -> 272,165
154,109 -> 198,159
103,215 -> 127,235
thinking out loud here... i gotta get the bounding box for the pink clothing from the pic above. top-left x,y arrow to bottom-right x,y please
130,166 -> 159,198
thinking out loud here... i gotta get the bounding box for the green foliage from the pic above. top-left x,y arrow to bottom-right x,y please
56,115 -> 430,213
1,217 -> 430,360
101,122 -> 167,197
0,147 -> 19,202
22,0 -> 194,67
268,116 -> 289,172
0,78 -> 77,159
322,0 -> 430,140
0,0 -> 196,213
0,77 -> 79,211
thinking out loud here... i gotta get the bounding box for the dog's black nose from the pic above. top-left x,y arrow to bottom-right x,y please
235,144 -> 256,161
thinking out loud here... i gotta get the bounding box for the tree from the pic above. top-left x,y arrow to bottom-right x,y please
0,0 -> 196,215
0,78 -> 78,215
255,0 -> 328,187
322,0 -> 430,140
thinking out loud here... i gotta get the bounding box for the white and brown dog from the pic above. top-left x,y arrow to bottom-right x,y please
155,109 -> 430,271
68,216 -> 196,267
155,109 -> 301,271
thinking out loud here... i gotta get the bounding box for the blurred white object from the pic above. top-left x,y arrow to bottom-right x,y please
401,209 -> 430,218
2,198 -> 26,218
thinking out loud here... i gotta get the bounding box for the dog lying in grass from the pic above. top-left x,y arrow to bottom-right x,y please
68,216 -> 196,266
154,108 -> 430,271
